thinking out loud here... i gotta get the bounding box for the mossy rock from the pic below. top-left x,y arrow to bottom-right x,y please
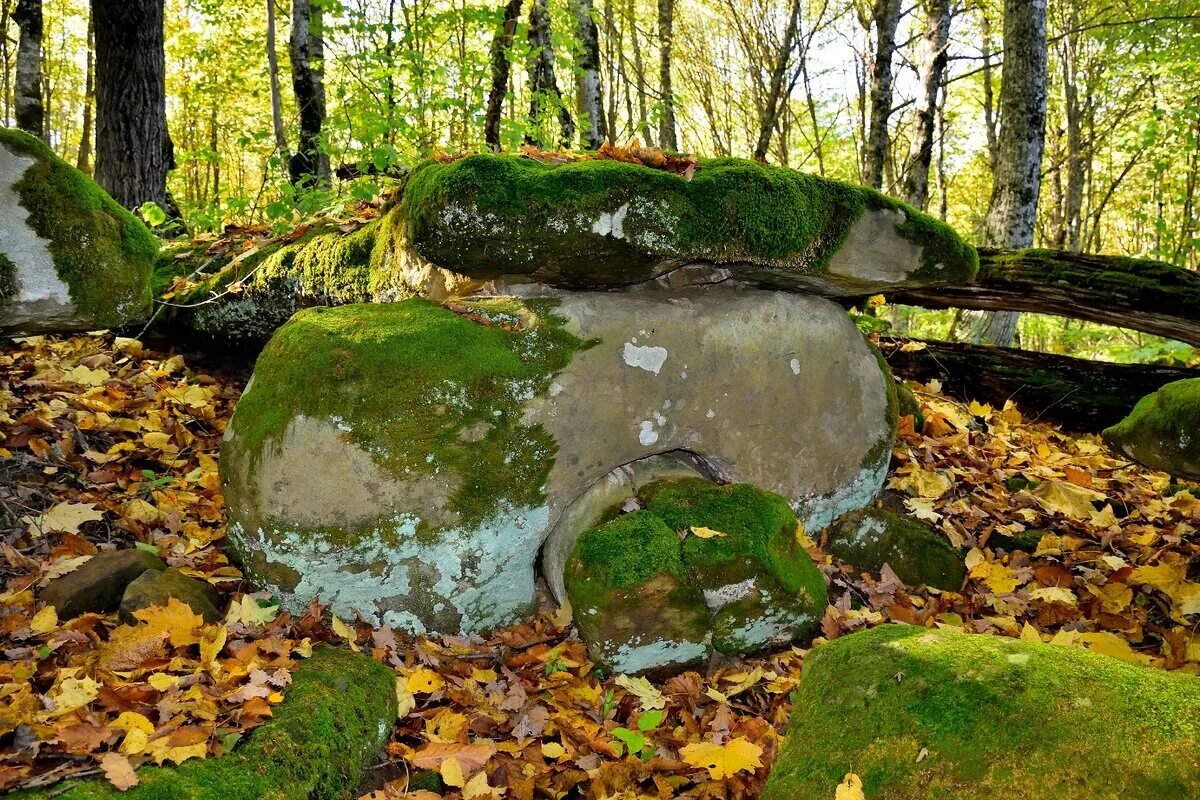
565,478 -> 828,674
762,624 -> 1200,800
399,154 -> 977,295
118,568 -> 220,624
1102,378 -> 1200,481
0,128 -> 157,333
11,645 -> 396,800
38,549 -> 165,619
825,507 -> 965,590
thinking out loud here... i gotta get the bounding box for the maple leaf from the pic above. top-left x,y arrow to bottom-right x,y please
100,752 -> 139,790
679,736 -> 763,779
46,676 -> 100,717
23,502 -> 104,537
98,625 -> 169,672
614,674 -> 666,710
132,598 -> 205,647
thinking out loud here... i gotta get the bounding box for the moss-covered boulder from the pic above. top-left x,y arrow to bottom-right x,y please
1102,378 -> 1200,481
0,128 -> 156,333
825,507 -> 965,590
11,645 -> 396,800
762,624 -> 1200,800
566,478 -> 828,675
399,154 -> 977,296
221,287 -> 895,635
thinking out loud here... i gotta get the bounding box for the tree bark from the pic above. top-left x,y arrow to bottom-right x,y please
76,8 -> 95,172
266,0 -> 289,158
752,0 -> 802,161
14,0 -> 43,139
524,0 -> 575,149
288,0 -> 329,188
93,0 -> 180,220
861,0 -> 901,190
484,0 -> 523,150
573,0 -> 606,149
657,0 -> 678,151
902,0 -> 951,209
881,337 -> 1200,433
1057,7 -> 1084,251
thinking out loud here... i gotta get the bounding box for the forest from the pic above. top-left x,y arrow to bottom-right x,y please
2,0 -> 1200,798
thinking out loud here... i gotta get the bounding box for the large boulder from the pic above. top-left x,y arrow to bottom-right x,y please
566,478 -> 827,675
825,507 -> 965,590
399,154 -> 978,295
0,128 -> 157,333
1102,378 -> 1200,481
762,624 -> 1200,800
221,287 -> 896,634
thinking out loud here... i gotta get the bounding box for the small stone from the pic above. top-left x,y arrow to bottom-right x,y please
39,549 -> 165,619
1103,378 -> 1200,481
826,507 -> 966,590
119,568 -> 221,623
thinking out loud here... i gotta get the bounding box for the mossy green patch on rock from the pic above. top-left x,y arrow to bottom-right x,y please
11,646 -> 396,800
762,624 -> 1200,800
1103,378 -> 1200,481
400,154 -> 976,294
0,251 -> 17,302
826,507 -> 965,590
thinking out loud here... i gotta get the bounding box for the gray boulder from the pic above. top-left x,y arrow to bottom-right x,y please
119,568 -> 221,623
39,549 -> 165,618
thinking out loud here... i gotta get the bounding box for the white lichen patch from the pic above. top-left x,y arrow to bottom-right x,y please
638,420 -> 660,446
795,450 -> 891,534
591,203 -> 629,239
607,635 -> 710,675
703,577 -> 756,611
623,341 -> 669,374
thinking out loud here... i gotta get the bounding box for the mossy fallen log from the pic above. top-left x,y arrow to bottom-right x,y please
12,646 -> 396,800
881,337 -> 1200,432
886,248 -> 1200,346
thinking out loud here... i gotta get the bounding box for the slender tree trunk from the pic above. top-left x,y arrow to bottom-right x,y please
657,0 -> 678,151
979,2 -> 999,170
14,0 -> 43,139
484,0 -> 523,150
752,0 -> 802,161
288,0 -> 329,188
573,0 -> 606,149
93,0 -> 180,222
627,0 -> 653,145
266,0 -> 289,158
524,0 -> 575,148
1059,8 -> 1084,251
902,0 -> 951,209
972,0 -> 1048,347
76,8 -> 95,172
861,0 -> 901,189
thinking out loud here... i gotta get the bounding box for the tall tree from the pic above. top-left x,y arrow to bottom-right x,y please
861,0 -> 902,189
288,0 -> 329,187
524,0 -> 574,148
484,0 -> 523,150
76,8 -> 95,172
973,0 -> 1048,347
573,0 -> 607,149
266,0 -> 289,160
902,0 -> 951,210
14,0 -> 43,138
657,0 -> 678,151
751,0 -> 803,161
93,0 -> 179,220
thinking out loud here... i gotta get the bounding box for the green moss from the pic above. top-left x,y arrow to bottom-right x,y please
0,251 -> 16,303
1103,378 -> 1200,481
226,298 -> 582,533
12,646 -> 396,800
763,624 -> 1200,800
0,128 -> 157,325
826,507 -> 965,590
567,510 -> 686,612
861,343 -> 900,470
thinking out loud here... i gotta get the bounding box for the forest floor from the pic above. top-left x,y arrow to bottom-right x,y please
1,329 -> 1198,798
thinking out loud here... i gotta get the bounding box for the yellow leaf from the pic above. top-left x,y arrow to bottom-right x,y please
123,497 -> 161,525
100,752 -> 139,790
405,667 -> 444,694
331,615 -> 359,651
615,673 -> 666,710
1093,582 -> 1133,614
30,606 -> 58,634
147,673 -> 179,692
48,676 -> 100,717
133,598 -> 204,648
64,365 -> 109,387
200,625 -> 227,670
1131,554 -> 1200,617
440,756 -> 465,788
462,770 -> 495,799
1028,586 -> 1077,605
680,736 -> 763,780
112,711 -> 155,755
1077,632 -> 1151,664
396,677 -> 416,718
23,502 -> 104,537
836,773 -> 866,800
541,741 -> 566,759
889,465 -> 952,499
690,526 -> 728,539
1030,480 -> 1106,522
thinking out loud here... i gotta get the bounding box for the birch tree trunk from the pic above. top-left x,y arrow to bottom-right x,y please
902,0 -> 951,210
14,0 -> 43,139
288,0 -> 330,189
1058,7 -> 1084,251
266,0 -> 289,158
657,0 -> 678,152
861,0 -> 901,190
752,0 -> 802,161
573,0 -> 607,149
484,0 -> 523,150
972,0 -> 1048,347
525,0 -> 575,149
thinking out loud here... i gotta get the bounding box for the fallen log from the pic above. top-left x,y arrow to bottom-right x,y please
880,337 -> 1200,433
884,248 -> 1200,347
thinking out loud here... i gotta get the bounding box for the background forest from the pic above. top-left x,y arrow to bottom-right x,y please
2,0 -> 1199,361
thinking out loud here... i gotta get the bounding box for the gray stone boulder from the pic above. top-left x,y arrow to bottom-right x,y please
39,548 -> 165,618
825,507 -> 965,590
119,567 -> 221,623
1102,378 -> 1200,481
0,128 -> 157,333
220,287 -> 896,635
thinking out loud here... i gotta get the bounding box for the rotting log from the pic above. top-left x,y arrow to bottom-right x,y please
881,337 -> 1200,433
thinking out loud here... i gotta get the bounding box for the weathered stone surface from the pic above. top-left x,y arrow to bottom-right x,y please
38,549 -> 165,618
825,507 -> 965,590
401,154 -> 977,296
566,479 -> 827,675
1103,378 -> 1200,481
0,128 -> 156,333
762,624 -> 1200,800
119,568 -> 221,623
221,287 -> 895,635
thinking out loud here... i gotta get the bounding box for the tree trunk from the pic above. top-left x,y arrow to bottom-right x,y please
266,0 -> 289,158
524,0 -> 575,149
881,337 -> 1200,433
14,0 -> 43,139
751,0 -> 802,161
76,8 -> 95,173
972,0 -> 1048,346
902,0 -> 950,209
93,0 -> 180,220
288,0 -> 329,188
1058,7 -> 1084,251
657,0 -> 678,152
978,2 -> 998,171
627,0 -> 654,145
861,0 -> 901,190
484,0 -> 523,150
573,0 -> 606,149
